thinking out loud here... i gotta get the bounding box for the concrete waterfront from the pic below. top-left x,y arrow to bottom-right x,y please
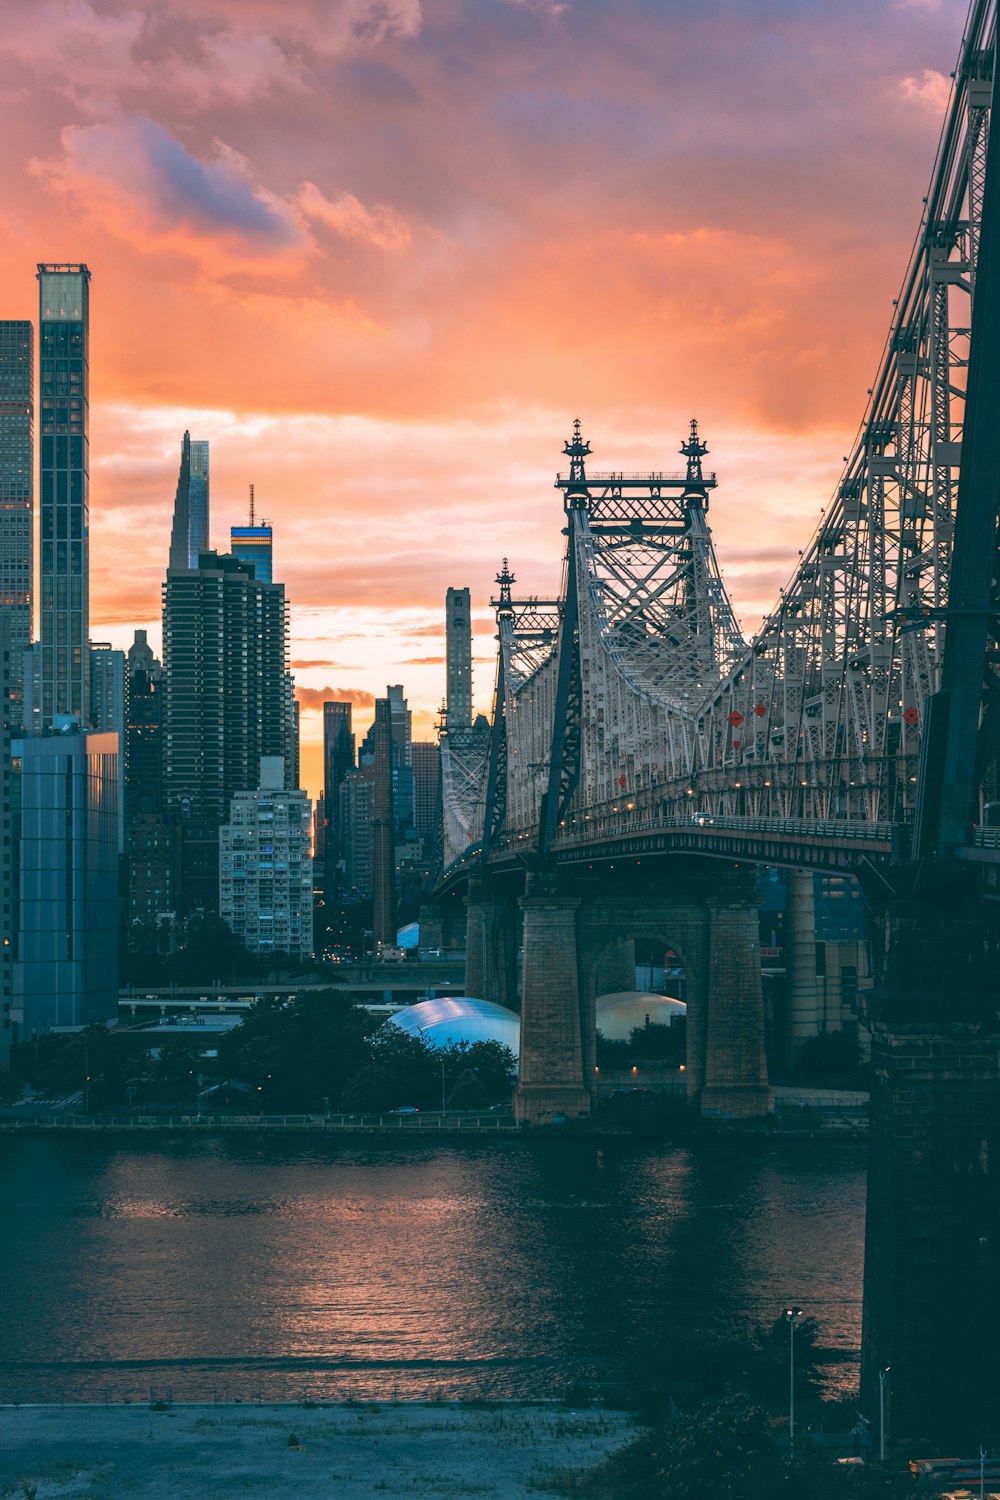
0,1402 -> 639,1500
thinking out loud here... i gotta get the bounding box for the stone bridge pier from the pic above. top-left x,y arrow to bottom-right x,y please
860,879 -> 1000,1444
464,875 -> 520,1009
505,862 -> 772,1125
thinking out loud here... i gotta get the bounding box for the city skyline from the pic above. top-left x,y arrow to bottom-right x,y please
0,0 -> 966,796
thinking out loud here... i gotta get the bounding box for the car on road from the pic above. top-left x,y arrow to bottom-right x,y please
391,1105 -> 419,1114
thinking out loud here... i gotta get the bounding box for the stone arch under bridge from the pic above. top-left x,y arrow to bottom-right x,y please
464,865 -> 771,1124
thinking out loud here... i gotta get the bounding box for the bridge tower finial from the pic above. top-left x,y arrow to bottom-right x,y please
681,417 -> 709,484
495,557 -> 515,611
563,419 -> 592,499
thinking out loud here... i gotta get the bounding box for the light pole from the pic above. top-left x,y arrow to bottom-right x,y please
785,1307 -> 802,1456
879,1366 -> 890,1460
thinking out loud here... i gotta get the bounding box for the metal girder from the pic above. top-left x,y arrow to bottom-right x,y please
436,1 -> 1000,881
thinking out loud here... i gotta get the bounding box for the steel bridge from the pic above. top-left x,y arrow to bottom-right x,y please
441,1 -> 1000,882
436,0 -> 1000,1443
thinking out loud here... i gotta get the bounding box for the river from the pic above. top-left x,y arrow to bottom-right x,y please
0,1134 -> 865,1404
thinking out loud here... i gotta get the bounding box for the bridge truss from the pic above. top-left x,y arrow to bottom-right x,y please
440,0 -> 1000,874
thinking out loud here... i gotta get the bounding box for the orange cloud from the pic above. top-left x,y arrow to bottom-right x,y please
296,685 -> 377,711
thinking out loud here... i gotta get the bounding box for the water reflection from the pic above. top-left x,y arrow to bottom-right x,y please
0,1136 -> 864,1403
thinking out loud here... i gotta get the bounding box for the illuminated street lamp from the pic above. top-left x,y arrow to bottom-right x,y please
785,1307 -> 803,1455
879,1366 -> 890,1460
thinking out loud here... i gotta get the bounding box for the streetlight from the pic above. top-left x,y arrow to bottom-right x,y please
879,1366 -> 890,1460
785,1308 -> 803,1456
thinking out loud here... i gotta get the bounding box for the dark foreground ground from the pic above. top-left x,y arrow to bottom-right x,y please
0,1402 -> 637,1499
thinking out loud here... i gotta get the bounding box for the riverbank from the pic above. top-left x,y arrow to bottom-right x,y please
0,1084 -> 868,1138
0,1402 -> 637,1499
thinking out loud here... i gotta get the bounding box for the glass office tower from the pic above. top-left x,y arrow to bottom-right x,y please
37,264 -> 90,726
230,523 -> 273,583
168,430 -> 210,572
0,321 -> 32,724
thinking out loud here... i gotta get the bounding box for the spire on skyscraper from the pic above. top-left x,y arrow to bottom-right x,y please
168,430 -> 210,573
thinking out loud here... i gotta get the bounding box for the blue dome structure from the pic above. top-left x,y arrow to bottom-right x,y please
384,997 -> 520,1056
596,991 -> 686,1041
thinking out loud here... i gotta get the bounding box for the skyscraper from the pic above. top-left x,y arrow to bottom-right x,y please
372,698 -> 396,947
231,488 -> 272,583
168,430 -> 210,572
163,551 -> 291,822
0,321 -> 33,724
88,642 -> 125,735
387,684 -> 414,838
446,587 -> 473,730
37,264 -> 90,726
0,615 -> 12,1058
163,550 -> 290,913
11,724 -> 119,1034
322,701 -> 355,895
411,740 -> 441,856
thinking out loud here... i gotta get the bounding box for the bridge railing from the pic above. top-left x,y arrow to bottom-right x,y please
481,794 -> 903,856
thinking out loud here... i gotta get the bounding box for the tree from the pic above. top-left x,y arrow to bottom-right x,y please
438,1040 -> 516,1101
595,1395 -> 782,1499
581,1395 -> 941,1500
628,1018 -> 685,1062
217,991 -> 374,1109
446,1068 -> 489,1110
0,1065 -> 21,1107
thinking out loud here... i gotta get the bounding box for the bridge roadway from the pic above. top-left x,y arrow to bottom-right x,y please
440,805 -> 1000,895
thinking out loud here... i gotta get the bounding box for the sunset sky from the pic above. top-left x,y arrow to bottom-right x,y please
0,0 -> 965,797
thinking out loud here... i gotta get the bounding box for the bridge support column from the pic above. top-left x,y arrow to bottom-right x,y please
861,892 -> 1000,1443
464,880 -> 518,1007
784,869 -> 820,1059
698,896 -> 772,1119
483,892 -> 519,1010
464,877 -> 487,1000
862,1021 -> 1000,1443
514,885 -> 589,1124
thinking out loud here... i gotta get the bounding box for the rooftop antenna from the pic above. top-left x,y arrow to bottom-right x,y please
249,483 -> 255,526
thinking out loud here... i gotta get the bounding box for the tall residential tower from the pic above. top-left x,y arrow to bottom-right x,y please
37,264 -> 90,726
0,321 -> 32,724
445,586 -> 472,729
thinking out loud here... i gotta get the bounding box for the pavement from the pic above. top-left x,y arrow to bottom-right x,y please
0,1400 -> 636,1499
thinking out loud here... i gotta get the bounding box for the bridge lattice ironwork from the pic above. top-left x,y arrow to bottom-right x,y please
440,0 -> 1000,876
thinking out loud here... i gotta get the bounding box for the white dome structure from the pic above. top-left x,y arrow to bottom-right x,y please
384,997 -> 520,1056
596,991 -> 686,1041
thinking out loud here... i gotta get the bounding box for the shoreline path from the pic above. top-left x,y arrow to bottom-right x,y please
0,1401 -> 637,1499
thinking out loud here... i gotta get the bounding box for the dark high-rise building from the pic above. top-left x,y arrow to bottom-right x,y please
168,431 -> 210,572
124,630 -> 163,816
322,701 -> 355,895
372,698 -> 396,947
446,586 -> 472,730
88,642 -> 125,735
339,766 -> 374,900
38,264 -> 90,726
412,740 -> 441,855
0,615 -> 12,1058
0,322 -> 33,723
387,684 -> 414,838
124,633 -> 177,943
162,551 -> 290,913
